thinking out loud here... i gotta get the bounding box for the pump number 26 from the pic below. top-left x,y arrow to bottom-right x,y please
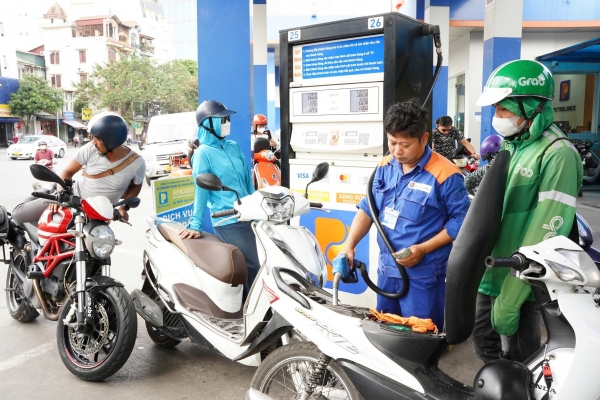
368,17 -> 383,30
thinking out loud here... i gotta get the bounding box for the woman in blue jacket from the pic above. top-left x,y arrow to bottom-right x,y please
179,100 -> 259,300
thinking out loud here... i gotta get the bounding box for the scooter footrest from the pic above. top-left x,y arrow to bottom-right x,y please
131,289 -> 164,327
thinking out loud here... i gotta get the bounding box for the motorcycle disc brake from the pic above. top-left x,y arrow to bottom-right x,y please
68,302 -> 110,357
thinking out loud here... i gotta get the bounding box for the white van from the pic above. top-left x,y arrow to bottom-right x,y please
143,112 -> 197,185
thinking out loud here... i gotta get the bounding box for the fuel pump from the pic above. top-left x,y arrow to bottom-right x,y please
280,13 -> 439,307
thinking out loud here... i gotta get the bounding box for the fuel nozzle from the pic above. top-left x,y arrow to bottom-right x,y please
422,24 -> 442,51
332,254 -> 359,306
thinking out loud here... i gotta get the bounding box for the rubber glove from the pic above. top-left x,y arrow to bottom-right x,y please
491,274 -> 532,336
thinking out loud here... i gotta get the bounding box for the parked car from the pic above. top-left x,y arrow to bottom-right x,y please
142,112 -> 197,185
7,135 -> 67,160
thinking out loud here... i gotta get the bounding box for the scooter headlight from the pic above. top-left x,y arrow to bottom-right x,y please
545,259 -> 584,283
261,196 -> 294,223
84,223 -> 116,259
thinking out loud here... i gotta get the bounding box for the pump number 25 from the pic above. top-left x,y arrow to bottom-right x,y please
368,17 -> 383,30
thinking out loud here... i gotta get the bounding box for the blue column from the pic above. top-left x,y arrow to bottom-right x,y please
197,0 -> 253,233
480,0 -> 523,143
267,48 -> 276,131
197,0 -> 252,165
253,0 -> 267,119
274,65 -> 280,132
425,0 -> 449,130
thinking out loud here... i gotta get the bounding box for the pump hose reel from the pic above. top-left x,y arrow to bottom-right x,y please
362,24 -> 444,300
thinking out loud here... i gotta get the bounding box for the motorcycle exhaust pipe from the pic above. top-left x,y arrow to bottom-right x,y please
32,279 -> 59,321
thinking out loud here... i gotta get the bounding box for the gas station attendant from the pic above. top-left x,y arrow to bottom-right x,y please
341,99 -> 470,328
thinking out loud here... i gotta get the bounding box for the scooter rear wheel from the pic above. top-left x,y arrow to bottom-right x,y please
145,320 -> 181,349
251,342 -> 363,400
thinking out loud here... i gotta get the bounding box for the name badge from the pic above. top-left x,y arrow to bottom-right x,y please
408,181 -> 432,193
381,207 -> 399,229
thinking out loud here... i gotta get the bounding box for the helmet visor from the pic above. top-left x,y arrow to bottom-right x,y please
476,87 -> 513,107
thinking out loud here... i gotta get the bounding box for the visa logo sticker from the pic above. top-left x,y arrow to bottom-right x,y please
297,172 -> 310,179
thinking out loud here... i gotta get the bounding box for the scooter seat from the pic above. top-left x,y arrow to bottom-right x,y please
157,222 -> 248,285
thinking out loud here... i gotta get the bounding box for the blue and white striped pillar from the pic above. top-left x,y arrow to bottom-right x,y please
253,0 -> 268,121
267,48 -> 276,131
480,0 -> 523,142
424,0 -> 449,131
197,0 -> 252,233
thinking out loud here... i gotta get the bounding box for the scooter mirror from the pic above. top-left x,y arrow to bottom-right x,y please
196,173 -> 223,191
29,164 -> 67,188
312,162 -> 329,182
304,162 -> 329,198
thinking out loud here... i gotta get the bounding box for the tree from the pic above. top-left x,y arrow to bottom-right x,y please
9,75 -> 64,134
73,55 -> 198,123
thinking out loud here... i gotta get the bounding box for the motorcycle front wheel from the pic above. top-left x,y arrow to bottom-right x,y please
56,285 -> 137,381
251,342 -> 363,400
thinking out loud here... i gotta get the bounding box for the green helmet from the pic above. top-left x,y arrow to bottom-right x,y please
477,60 -> 554,107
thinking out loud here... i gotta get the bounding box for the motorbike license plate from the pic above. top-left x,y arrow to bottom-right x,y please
13,152 -> 20,156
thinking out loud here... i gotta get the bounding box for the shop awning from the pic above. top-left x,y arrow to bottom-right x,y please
63,120 -> 87,129
536,37 -> 600,63
0,117 -> 20,123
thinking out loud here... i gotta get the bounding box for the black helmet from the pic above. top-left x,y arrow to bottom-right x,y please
195,100 -> 236,127
87,112 -> 128,152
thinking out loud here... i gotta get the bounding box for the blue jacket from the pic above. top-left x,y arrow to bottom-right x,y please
187,123 -> 254,233
357,145 -> 470,279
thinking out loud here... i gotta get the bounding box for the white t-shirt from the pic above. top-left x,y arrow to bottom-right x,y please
74,143 -> 145,204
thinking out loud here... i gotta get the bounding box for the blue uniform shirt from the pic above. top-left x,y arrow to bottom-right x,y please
357,146 -> 470,279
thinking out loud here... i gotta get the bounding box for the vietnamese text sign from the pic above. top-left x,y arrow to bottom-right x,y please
63,111 -> 74,121
82,108 -> 92,121
152,176 -> 196,224
300,35 -> 384,80
336,192 -> 365,205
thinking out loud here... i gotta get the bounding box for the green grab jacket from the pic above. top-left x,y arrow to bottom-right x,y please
478,123 -> 583,336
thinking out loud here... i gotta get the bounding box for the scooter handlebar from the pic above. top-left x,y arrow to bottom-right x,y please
212,209 -> 236,218
309,202 -> 323,208
485,254 -> 528,270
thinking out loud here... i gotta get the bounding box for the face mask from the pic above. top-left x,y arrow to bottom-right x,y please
220,121 -> 231,137
257,127 -> 266,134
492,115 -> 527,137
39,146 -> 47,151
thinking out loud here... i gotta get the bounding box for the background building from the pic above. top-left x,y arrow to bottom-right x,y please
161,0 -> 197,61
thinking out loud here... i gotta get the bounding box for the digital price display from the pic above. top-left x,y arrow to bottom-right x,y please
350,89 -> 369,113
302,92 -> 318,114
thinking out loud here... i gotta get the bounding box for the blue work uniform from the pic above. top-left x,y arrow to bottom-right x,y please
357,145 -> 470,328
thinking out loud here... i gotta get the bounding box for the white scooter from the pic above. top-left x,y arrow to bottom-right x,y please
131,162 -> 331,366
249,151 -> 600,399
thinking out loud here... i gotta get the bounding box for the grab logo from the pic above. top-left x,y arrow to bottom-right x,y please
514,164 -> 533,178
542,216 -> 563,240
518,76 -> 545,87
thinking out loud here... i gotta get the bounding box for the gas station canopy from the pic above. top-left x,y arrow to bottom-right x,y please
536,37 -> 600,63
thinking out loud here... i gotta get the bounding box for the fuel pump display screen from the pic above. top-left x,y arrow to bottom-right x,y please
302,92 -> 319,114
350,89 -> 369,113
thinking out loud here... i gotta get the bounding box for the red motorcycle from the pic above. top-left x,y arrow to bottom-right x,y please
252,136 -> 281,189
1,164 -> 139,381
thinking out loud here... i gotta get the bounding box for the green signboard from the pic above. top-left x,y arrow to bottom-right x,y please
152,176 -> 195,217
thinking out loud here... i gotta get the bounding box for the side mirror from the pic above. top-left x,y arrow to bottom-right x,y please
305,162 -> 329,198
196,173 -> 223,191
30,164 -> 67,188
312,162 -> 329,182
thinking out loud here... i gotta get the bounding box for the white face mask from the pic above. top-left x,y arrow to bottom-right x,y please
220,121 -> 231,137
257,127 -> 266,134
492,115 -> 527,137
